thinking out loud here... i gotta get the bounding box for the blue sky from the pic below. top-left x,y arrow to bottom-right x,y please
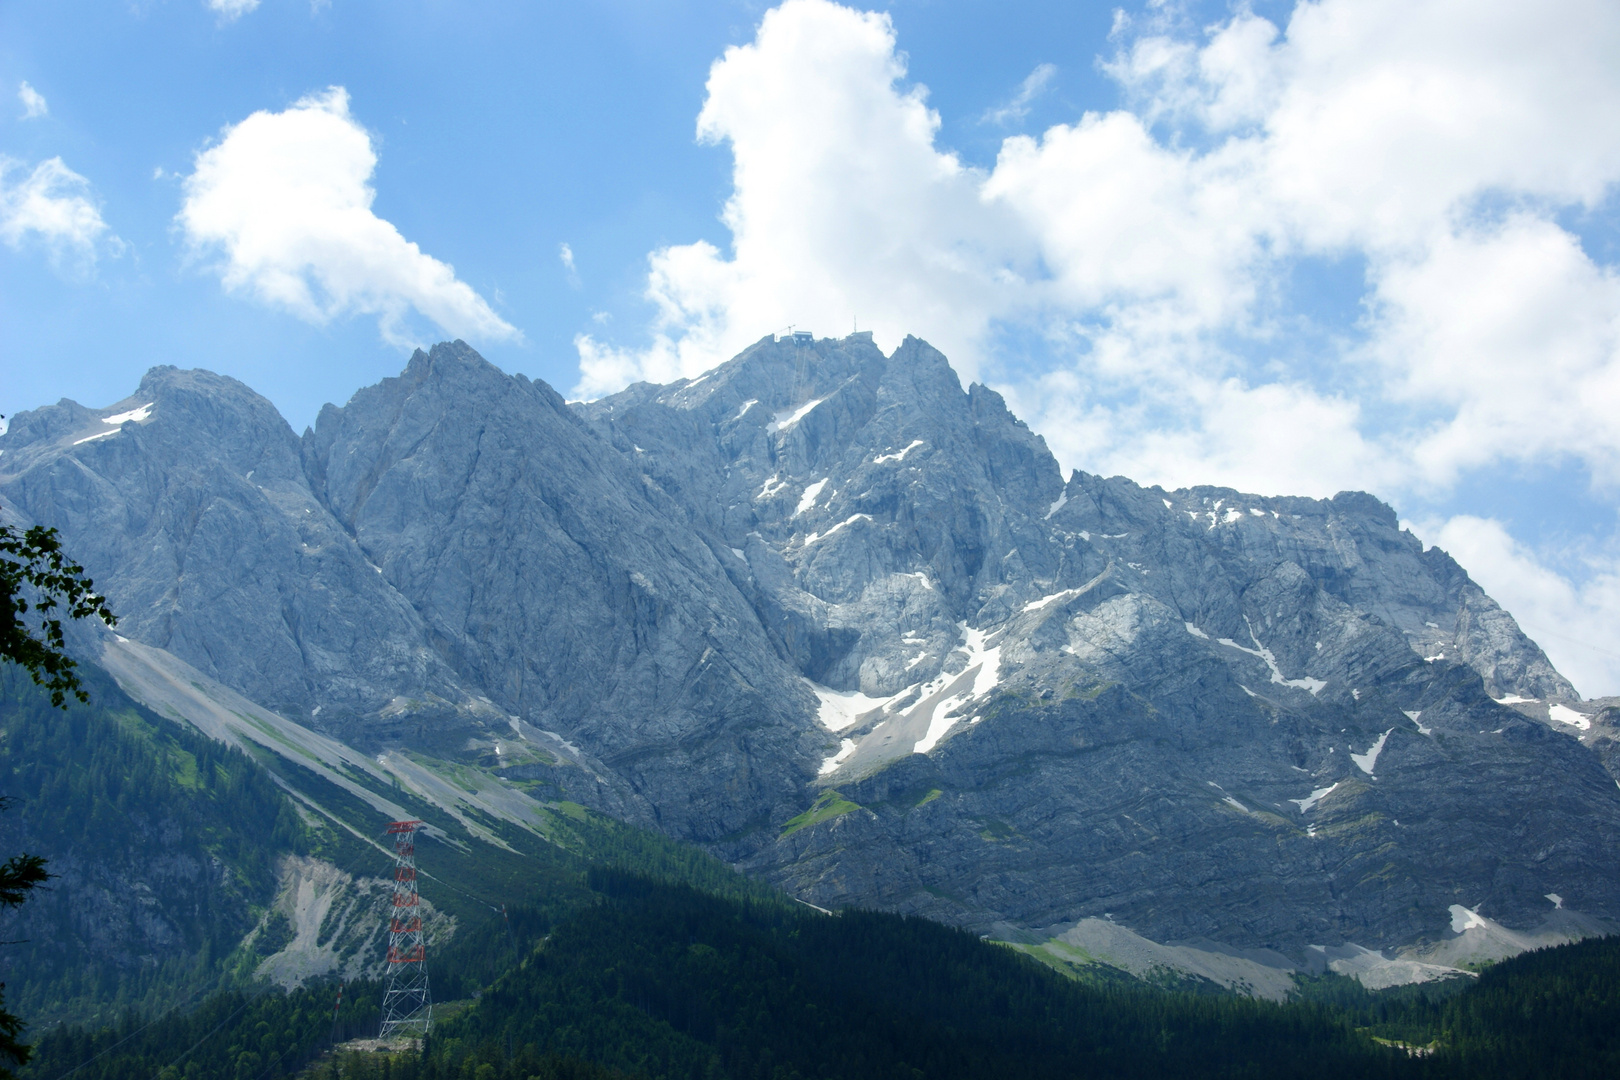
0,0 -> 1131,424
4,0 -> 1620,695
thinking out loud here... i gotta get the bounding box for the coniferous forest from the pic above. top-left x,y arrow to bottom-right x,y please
18,873 -> 1620,1080
3,668 -> 1619,1080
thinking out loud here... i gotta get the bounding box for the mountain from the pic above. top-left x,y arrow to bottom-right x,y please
2,334 -> 1616,986
579,332 -> 1618,952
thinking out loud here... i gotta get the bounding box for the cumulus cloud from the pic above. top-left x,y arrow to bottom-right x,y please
0,156 -> 113,272
206,0 -> 260,22
584,0 -> 1620,482
1368,217 -> 1620,490
1423,517 -> 1620,699
178,87 -> 516,347
573,0 -> 1023,397
17,81 -> 47,120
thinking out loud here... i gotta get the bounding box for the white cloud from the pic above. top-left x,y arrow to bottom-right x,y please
1422,516 -> 1620,699
583,0 -> 1620,488
1367,217 -> 1620,490
559,241 -> 580,287
573,0 -> 1023,398
206,0 -> 260,22
1006,363 -> 1394,500
0,156 -> 112,272
17,81 -> 47,120
178,87 -> 517,347
981,63 -> 1056,127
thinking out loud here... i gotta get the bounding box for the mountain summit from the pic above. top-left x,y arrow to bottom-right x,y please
3,334 -> 1616,964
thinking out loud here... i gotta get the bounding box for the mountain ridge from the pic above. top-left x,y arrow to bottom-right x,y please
3,333 -> 1616,966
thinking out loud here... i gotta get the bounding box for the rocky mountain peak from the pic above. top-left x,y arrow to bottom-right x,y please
3,334 -> 1614,957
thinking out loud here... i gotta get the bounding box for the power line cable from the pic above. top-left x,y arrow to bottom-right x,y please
150,983 -> 278,1080
42,979 -> 223,1080
1516,619 -> 1620,663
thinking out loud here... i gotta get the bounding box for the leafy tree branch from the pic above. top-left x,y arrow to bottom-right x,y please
0,524 -> 117,707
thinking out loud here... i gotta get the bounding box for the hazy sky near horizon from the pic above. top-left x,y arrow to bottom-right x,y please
5,0 -> 1620,695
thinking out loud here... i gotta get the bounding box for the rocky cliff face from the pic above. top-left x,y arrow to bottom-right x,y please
3,334 -> 1616,959
0,367 -> 476,751
576,332 -> 1615,950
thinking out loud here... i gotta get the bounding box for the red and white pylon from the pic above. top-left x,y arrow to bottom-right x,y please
378,820 -> 432,1039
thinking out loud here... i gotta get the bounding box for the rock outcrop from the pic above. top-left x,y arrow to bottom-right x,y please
4,333 -> 1617,957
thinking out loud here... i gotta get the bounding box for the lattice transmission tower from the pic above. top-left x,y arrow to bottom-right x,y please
378,819 -> 432,1040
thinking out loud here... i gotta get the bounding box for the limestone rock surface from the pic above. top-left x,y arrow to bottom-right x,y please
5,334 -> 1617,957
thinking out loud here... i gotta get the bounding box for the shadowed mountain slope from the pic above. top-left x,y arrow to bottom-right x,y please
2,334 -> 1615,963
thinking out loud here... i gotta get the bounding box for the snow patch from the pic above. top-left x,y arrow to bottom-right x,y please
811,685 -> 890,732
794,478 -> 829,517
758,473 -> 787,500
964,628 -> 1002,699
814,625 -> 1006,765
1351,730 -> 1393,776
818,738 -> 857,775
1222,796 -> 1250,813
770,397 -> 824,432
1404,710 -> 1433,735
1493,694 -> 1534,704
1248,508 -> 1265,516
103,402 -> 154,426
1548,703 -> 1592,730
72,429 -> 119,445
1546,893 -> 1564,909
735,399 -> 758,419
1023,588 -> 1081,614
803,514 -> 870,546
1450,906 -> 1489,934
729,547 -> 746,561
1216,618 -> 1326,694
914,624 -> 1003,754
1044,491 -> 1068,519
1290,783 -> 1339,813
874,439 -> 924,464
1185,623 -> 1209,639
1162,499 -> 1172,509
